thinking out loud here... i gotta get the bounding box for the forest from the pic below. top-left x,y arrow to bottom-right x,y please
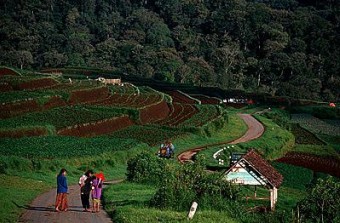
0,0 -> 339,101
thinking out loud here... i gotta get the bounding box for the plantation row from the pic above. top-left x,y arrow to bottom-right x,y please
189,94 -> 222,104
0,136 -> 139,158
277,152 -> 340,178
291,113 -> 340,136
164,90 -> 200,104
157,102 -> 198,126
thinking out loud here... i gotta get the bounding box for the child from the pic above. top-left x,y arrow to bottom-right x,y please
91,176 -> 103,212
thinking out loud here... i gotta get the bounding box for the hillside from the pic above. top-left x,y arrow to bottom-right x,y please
0,0 -> 339,101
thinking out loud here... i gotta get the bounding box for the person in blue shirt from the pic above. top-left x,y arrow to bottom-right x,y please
55,168 -> 68,212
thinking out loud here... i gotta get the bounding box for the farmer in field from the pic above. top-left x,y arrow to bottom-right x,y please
55,168 -> 68,212
79,170 -> 93,212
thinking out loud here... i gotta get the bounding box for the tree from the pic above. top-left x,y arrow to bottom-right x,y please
38,50 -> 67,68
209,35 -> 244,89
297,177 -> 340,223
8,50 -> 34,69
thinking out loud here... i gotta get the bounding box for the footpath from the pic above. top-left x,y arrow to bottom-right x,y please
19,181 -> 122,223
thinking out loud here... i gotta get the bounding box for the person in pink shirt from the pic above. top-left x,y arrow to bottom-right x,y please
91,174 -> 104,212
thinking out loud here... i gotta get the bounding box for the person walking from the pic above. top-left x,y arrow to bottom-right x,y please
55,168 -> 68,212
79,170 -> 93,212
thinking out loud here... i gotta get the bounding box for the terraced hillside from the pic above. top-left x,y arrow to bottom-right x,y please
0,68 -> 225,142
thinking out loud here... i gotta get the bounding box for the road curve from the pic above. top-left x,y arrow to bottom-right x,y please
177,114 -> 264,163
19,180 -> 122,223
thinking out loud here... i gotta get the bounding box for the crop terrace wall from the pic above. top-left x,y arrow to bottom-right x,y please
276,152 -> 340,178
190,94 -> 222,104
0,67 -> 20,76
165,90 -> 200,104
68,86 -> 110,104
0,99 -> 40,119
0,127 -> 49,138
42,96 -> 68,110
57,115 -> 134,137
139,100 -> 170,124
156,103 -> 198,126
0,82 -> 13,92
18,78 -> 59,90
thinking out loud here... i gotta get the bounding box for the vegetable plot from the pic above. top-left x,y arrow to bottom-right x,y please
276,152 -> 340,177
291,114 -> 340,136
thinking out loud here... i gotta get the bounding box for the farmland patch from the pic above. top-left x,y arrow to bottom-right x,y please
291,113 -> 340,136
276,152 -> 340,177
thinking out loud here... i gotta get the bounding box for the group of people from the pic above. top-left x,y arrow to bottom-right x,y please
55,168 -> 104,213
157,140 -> 175,159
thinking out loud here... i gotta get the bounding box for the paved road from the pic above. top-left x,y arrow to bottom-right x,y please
177,114 -> 264,163
19,181 -> 122,223
229,114 -> 264,145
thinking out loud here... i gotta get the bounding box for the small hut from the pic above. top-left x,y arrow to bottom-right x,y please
223,149 -> 283,211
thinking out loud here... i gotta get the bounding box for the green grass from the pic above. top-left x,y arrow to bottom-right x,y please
238,115 -> 295,160
104,181 -> 239,223
0,136 -> 142,158
318,134 -> 340,152
291,144 -> 340,158
0,174 -> 50,223
0,105 -> 128,130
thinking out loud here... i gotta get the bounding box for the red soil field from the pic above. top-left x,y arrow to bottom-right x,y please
139,100 -> 170,124
157,102 -> 198,126
18,78 -> 59,90
0,67 -> 19,76
57,116 -> 134,137
0,100 -> 40,119
0,127 -> 48,138
165,90 -> 198,104
69,87 -> 110,104
276,152 -> 340,177
42,96 -> 68,110
0,82 -> 13,92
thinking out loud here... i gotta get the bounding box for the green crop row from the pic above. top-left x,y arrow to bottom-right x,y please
109,125 -> 188,146
179,104 -> 221,127
0,105 -> 131,130
0,136 -> 139,159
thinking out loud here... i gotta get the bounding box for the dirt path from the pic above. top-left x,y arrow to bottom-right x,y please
177,114 -> 264,163
19,180 -> 122,223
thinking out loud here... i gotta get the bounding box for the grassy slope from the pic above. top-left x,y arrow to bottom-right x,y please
0,175 -> 50,223
105,182 -> 238,223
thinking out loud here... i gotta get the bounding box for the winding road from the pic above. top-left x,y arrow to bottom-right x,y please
177,114 -> 264,163
19,114 -> 264,223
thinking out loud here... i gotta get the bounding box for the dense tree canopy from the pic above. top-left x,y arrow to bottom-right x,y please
0,0 -> 339,101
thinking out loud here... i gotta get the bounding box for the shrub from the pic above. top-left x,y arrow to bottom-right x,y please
126,152 -> 168,185
297,176 -> 340,223
149,154 -> 239,211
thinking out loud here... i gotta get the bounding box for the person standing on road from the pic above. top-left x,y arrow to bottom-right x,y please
91,175 -> 103,212
55,168 -> 68,212
79,170 -> 93,212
